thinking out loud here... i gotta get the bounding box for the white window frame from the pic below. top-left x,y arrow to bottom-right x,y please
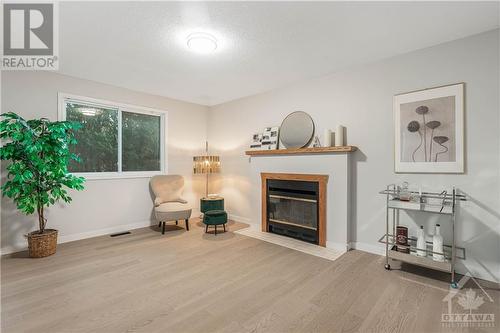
58,93 -> 168,180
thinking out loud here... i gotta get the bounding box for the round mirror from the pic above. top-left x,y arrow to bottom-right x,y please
279,111 -> 315,149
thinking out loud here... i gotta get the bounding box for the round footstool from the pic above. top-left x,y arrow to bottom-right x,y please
203,210 -> 228,235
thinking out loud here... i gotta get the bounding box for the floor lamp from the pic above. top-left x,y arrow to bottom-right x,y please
193,142 -> 220,198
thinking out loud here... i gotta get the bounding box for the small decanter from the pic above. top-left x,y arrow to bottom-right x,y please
416,226 -> 426,257
399,182 -> 411,201
432,224 -> 444,262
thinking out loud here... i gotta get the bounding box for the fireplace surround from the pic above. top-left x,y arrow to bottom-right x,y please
261,173 -> 328,246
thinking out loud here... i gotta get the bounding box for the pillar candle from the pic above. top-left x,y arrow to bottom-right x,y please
335,125 -> 345,146
323,129 -> 332,147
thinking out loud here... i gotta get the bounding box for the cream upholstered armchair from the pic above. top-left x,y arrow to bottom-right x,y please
150,175 -> 192,234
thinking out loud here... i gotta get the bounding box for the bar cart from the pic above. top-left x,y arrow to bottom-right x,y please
379,184 -> 467,288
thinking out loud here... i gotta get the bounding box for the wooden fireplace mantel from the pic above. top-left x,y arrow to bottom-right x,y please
261,173 -> 328,247
246,146 -> 357,156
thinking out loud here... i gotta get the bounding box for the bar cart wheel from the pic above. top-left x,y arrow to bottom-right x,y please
451,281 -> 458,289
384,264 -> 391,270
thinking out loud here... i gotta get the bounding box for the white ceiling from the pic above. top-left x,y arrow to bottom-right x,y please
59,1 -> 499,106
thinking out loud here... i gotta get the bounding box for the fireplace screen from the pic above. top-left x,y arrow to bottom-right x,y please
266,179 -> 319,244
268,195 -> 317,230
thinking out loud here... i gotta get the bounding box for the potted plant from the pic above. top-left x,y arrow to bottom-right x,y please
0,112 -> 85,258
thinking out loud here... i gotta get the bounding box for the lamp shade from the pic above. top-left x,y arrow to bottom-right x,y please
193,155 -> 220,174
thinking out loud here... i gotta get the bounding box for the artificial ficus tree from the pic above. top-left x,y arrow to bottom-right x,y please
0,112 -> 85,234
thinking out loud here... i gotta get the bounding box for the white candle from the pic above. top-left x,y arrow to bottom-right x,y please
335,125 -> 345,146
323,129 -> 332,147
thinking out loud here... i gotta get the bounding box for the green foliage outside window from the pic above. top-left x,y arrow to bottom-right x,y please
66,102 -> 118,172
122,111 -> 161,171
65,102 -> 162,173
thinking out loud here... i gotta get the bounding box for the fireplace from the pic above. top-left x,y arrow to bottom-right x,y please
261,173 -> 328,246
267,179 -> 318,243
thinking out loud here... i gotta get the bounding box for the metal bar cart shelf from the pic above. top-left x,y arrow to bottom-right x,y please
378,234 -> 466,273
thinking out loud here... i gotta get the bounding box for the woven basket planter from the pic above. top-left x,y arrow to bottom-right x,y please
27,229 -> 58,258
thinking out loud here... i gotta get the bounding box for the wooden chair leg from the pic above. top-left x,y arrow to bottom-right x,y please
205,224 -> 208,233
158,221 -> 161,228
185,219 -> 189,231
223,224 -> 226,232
162,222 -> 166,235
215,225 -> 217,235
175,220 -> 178,225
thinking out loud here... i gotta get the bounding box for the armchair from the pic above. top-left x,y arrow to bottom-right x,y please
150,175 -> 192,234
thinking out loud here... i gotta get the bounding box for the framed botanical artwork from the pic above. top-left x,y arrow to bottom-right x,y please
394,83 -> 464,173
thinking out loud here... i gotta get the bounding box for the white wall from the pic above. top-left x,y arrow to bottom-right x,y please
1,71 -> 209,253
207,30 -> 500,283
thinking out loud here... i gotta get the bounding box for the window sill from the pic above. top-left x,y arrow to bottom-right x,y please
73,172 -> 163,181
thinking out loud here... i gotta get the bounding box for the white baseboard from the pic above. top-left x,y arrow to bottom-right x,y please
326,241 -> 349,252
0,243 -> 26,256
351,241 -> 386,255
58,220 -> 153,243
1,220 -> 154,255
228,213 -> 252,224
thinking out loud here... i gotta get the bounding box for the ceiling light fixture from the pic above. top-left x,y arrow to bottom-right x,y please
186,32 -> 218,54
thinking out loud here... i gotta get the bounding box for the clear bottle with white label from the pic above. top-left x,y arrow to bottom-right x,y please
416,226 -> 426,257
432,224 -> 444,262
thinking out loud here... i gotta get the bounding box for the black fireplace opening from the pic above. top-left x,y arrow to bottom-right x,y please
266,179 -> 319,244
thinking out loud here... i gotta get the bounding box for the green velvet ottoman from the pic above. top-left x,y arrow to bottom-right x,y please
203,210 -> 228,235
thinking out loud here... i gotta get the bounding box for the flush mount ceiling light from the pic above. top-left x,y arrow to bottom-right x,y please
186,32 -> 218,54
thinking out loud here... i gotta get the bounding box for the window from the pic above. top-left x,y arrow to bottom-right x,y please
59,94 -> 166,178
122,111 -> 161,172
65,101 -> 119,173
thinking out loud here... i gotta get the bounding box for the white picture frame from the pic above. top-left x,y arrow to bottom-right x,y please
250,133 -> 263,150
261,126 -> 280,150
394,83 -> 464,173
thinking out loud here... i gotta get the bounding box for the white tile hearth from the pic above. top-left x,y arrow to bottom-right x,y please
234,225 -> 345,262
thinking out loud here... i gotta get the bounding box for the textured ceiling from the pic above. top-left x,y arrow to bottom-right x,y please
59,1 -> 499,106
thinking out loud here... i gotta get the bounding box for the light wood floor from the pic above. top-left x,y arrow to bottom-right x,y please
2,220 -> 499,333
